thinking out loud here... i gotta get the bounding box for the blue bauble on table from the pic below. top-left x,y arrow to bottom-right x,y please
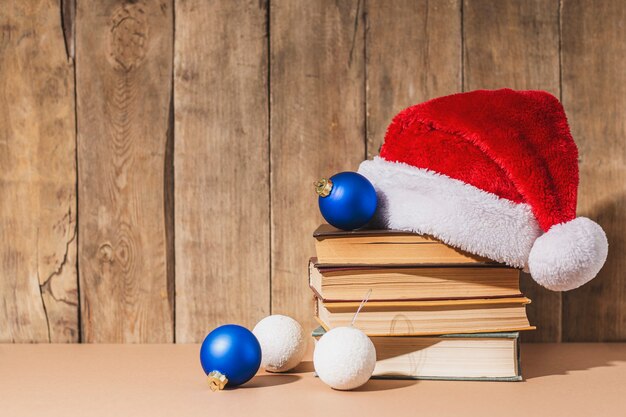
315,172 -> 377,231
200,324 -> 261,390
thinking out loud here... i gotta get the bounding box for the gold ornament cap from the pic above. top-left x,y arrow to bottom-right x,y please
314,178 -> 333,197
207,371 -> 228,391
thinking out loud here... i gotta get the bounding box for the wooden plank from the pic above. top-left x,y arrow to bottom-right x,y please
76,0 -> 174,342
561,0 -> 626,341
0,0 -> 78,342
270,0 -> 366,329
463,0 -> 562,342
174,0 -> 270,342
366,0 -> 462,157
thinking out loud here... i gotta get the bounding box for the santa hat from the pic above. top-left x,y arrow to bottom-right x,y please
358,89 -> 608,291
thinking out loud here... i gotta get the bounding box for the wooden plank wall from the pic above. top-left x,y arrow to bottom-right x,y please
174,0 -> 270,342
76,0 -> 174,342
0,0 -> 78,343
0,0 -> 624,343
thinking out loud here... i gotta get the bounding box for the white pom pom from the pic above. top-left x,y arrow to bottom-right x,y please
252,315 -> 307,372
313,326 -> 376,390
528,217 -> 608,291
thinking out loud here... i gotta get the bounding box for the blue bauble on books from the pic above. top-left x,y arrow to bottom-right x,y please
315,172 -> 377,231
200,324 -> 261,390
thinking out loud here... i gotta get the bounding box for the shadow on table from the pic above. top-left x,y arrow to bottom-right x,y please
242,374 -> 301,388
354,378 -> 418,392
286,360 -> 315,374
282,361 -> 418,391
522,344 -> 626,380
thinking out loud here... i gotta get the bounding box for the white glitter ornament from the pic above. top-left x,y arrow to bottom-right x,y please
313,326 -> 376,390
252,315 -> 307,372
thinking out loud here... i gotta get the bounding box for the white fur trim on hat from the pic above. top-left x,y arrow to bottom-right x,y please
358,157 -> 542,269
528,217 -> 608,291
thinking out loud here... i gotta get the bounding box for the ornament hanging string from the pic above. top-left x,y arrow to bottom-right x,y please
351,289 -> 372,327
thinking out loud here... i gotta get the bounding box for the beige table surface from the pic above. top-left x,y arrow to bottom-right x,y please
1,343 -> 625,417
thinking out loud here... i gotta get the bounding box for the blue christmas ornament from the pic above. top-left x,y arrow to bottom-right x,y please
200,324 -> 261,391
315,171 -> 377,231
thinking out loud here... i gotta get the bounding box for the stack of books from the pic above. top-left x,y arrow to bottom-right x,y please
310,224 -> 535,381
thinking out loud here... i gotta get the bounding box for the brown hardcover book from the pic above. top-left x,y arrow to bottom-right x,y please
315,297 -> 535,336
313,224 -> 492,265
309,259 -> 521,302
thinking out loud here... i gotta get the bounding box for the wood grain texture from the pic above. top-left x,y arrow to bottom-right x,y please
76,0 -> 173,342
174,0 -> 270,342
463,0 -> 562,342
0,0 -> 78,342
366,0 -> 461,156
0,0 -> 625,344
561,0 -> 626,341
270,0 -> 366,330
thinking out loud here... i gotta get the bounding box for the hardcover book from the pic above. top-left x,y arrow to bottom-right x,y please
312,327 -> 522,381
309,258 -> 521,302
313,224 -> 493,265
315,296 -> 535,336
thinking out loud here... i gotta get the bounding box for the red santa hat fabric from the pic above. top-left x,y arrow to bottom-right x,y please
358,89 -> 608,291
